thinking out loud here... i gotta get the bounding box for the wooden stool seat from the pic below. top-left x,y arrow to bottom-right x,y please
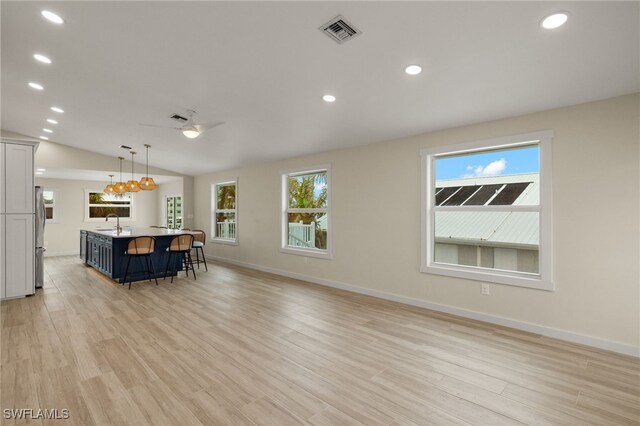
164,234 -> 196,282
123,236 -> 158,290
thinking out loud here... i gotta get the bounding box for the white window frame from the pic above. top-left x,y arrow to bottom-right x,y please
84,189 -> 135,222
281,165 -> 332,259
420,130 -> 553,290
211,178 -> 238,245
162,193 -> 183,230
42,189 -> 57,224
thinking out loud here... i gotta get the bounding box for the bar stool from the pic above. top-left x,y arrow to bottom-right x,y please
122,236 -> 158,290
164,234 -> 196,283
190,230 -> 208,271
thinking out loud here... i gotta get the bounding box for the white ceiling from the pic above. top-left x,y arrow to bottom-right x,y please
2,2 -> 638,176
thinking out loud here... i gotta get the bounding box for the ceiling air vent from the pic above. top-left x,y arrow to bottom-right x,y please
319,15 -> 361,44
169,113 -> 188,123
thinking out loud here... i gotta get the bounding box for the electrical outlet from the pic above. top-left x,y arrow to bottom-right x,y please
303,256 -> 308,264
481,283 -> 490,295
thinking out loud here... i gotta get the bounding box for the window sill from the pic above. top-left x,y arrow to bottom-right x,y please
421,263 -> 554,291
280,246 -> 332,260
84,218 -> 135,223
211,238 -> 238,246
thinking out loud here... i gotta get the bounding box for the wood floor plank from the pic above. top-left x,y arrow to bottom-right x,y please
0,255 -> 637,426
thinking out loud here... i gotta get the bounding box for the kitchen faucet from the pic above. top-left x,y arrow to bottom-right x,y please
106,213 -> 122,233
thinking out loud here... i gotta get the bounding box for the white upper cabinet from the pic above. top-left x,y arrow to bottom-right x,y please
3,143 -> 34,213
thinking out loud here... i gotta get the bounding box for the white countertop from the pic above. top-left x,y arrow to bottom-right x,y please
83,227 -> 197,239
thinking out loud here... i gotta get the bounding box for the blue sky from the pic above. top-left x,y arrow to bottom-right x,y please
435,145 -> 539,181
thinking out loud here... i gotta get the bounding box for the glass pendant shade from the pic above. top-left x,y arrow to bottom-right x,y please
114,156 -> 128,194
127,151 -> 141,192
104,174 -> 115,194
139,144 -> 157,191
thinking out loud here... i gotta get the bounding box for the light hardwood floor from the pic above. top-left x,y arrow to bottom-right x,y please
1,256 -> 639,425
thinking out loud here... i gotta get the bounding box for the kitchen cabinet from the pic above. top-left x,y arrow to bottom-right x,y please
1,139 -> 38,300
3,214 -> 34,298
80,230 -> 87,262
4,143 -> 34,213
86,232 -> 113,277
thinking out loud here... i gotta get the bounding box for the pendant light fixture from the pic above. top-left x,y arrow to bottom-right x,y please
126,151 -> 141,192
114,156 -> 128,194
103,174 -> 115,194
139,144 -> 157,190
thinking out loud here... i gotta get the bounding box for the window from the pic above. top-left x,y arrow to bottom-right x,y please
212,179 -> 237,243
165,195 -> 183,229
281,166 -> 331,259
421,130 -> 553,290
42,189 -> 56,223
85,190 -> 134,221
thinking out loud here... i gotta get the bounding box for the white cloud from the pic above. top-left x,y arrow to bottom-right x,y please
462,158 -> 506,177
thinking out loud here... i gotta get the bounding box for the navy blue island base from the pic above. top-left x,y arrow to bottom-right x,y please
80,228 -> 196,284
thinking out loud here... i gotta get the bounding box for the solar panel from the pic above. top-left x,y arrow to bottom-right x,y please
442,185 -> 480,206
464,184 -> 503,205
489,183 -> 530,205
435,186 -> 461,205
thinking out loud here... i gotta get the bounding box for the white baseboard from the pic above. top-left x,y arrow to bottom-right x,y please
206,254 -> 639,358
44,250 -> 79,257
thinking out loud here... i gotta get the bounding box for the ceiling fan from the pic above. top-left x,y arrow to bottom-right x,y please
140,109 -> 224,139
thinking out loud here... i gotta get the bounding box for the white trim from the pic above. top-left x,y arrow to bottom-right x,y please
161,192 -> 183,229
44,250 -> 78,257
421,130 -> 554,290
84,189 -> 135,222
204,254 -> 639,358
211,177 -> 239,244
42,188 -> 57,223
280,164 -> 332,260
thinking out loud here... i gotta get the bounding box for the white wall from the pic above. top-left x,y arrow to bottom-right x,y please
34,178 -> 159,256
194,93 -> 639,353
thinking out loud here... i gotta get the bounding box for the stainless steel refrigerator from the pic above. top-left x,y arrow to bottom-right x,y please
35,186 -> 46,288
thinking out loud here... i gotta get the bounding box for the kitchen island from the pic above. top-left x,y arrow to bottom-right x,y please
80,227 -> 196,283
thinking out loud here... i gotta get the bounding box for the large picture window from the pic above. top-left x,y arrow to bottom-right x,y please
281,166 -> 331,259
421,130 -> 553,290
85,190 -> 133,221
212,179 -> 237,243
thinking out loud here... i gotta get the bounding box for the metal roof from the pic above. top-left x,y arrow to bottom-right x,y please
435,173 -> 539,248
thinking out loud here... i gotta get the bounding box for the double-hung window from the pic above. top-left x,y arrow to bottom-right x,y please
85,190 -> 134,221
42,189 -> 56,223
421,130 -> 553,290
212,179 -> 238,244
281,166 -> 331,259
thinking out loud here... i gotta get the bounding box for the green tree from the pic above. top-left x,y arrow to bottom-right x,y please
217,184 -> 236,210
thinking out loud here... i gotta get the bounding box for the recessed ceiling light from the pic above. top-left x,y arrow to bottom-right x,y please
41,10 -> 64,24
43,128 -> 53,133
541,12 -> 569,29
322,95 -> 336,103
33,54 -> 52,64
46,119 -> 58,124
404,65 -> 422,75
37,168 -> 46,172
35,172 -> 44,175
39,136 -> 49,140
51,106 -> 64,113
28,82 -> 44,90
